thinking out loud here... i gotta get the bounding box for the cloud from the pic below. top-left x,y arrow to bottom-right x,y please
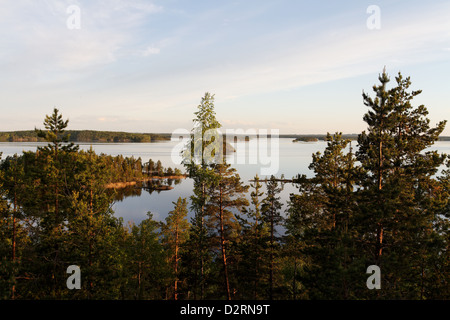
1,1 -> 449,135
104,1 -> 450,119
0,0 -> 163,80
184,1 -> 450,99
141,46 -> 161,56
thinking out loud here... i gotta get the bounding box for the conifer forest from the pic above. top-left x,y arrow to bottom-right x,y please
0,70 -> 449,300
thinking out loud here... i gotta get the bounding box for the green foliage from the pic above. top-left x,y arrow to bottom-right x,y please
285,70 -> 449,300
0,130 -> 170,143
0,109 -> 175,299
205,163 -> 249,299
0,71 -> 448,300
355,70 -> 448,299
181,92 -> 225,299
183,92 -> 223,169
161,198 -> 190,300
292,136 -> 319,142
236,175 -> 271,299
124,213 -> 169,299
260,176 -> 284,300
287,133 -> 361,299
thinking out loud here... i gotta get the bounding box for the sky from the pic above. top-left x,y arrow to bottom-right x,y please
1,0 -> 449,135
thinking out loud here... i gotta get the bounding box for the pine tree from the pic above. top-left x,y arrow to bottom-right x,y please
162,197 -> 190,300
35,107 -> 79,156
125,212 -> 169,299
63,148 -> 120,299
261,175 -> 283,300
286,132 -> 361,299
206,163 -> 248,300
0,154 -> 27,299
29,108 -> 80,298
182,92 -> 222,299
356,69 -> 448,298
183,208 -> 212,299
0,154 -> 19,299
237,175 -> 268,299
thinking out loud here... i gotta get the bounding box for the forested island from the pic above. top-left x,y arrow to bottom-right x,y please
0,71 -> 449,301
292,136 -> 319,142
0,130 -> 171,143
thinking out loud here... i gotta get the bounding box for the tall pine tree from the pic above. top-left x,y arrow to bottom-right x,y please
356,69 -> 448,298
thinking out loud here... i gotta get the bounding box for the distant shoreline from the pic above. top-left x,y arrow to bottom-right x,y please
0,130 -> 171,143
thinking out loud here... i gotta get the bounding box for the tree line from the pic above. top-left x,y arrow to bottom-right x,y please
0,130 -> 170,143
0,70 -> 449,300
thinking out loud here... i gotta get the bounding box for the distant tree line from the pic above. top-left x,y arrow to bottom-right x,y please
0,130 -> 170,143
0,70 -> 449,300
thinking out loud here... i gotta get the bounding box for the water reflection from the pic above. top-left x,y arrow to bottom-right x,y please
111,178 -> 184,202
2,139 -> 449,225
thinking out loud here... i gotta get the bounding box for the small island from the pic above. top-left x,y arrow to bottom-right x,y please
292,136 -> 319,142
104,161 -> 187,190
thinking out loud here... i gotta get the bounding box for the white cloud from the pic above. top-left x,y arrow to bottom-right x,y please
181,1 -> 450,100
0,0 -> 163,80
99,1 -> 450,119
141,46 -> 161,56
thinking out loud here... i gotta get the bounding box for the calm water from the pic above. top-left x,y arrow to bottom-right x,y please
2,139 -> 449,225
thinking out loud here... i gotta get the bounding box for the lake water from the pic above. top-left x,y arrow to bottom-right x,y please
1,139 -> 449,225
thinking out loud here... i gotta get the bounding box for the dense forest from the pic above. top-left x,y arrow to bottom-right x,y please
292,136 -> 319,142
0,70 -> 449,300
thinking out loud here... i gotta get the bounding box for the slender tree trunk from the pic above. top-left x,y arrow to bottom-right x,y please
55,184 -> 59,221
376,225 -> 384,260
53,150 -> 60,298
254,218 -> 259,300
269,215 -> 274,300
88,180 -> 94,296
138,261 -> 142,299
200,182 -> 205,300
174,224 -> 179,300
219,187 -> 231,300
55,146 -> 59,222
292,258 -> 297,300
376,139 -> 384,260
11,187 -> 17,300
378,140 -> 383,191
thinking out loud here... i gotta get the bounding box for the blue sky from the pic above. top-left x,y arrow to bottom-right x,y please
1,0 -> 449,135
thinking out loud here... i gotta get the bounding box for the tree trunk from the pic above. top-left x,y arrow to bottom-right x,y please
219,187 -> 231,300
292,258 -> 297,300
269,206 -> 274,300
254,218 -> 259,300
376,139 -> 384,260
12,187 -> 17,300
200,182 -> 205,300
376,224 -> 384,260
174,224 -> 179,300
